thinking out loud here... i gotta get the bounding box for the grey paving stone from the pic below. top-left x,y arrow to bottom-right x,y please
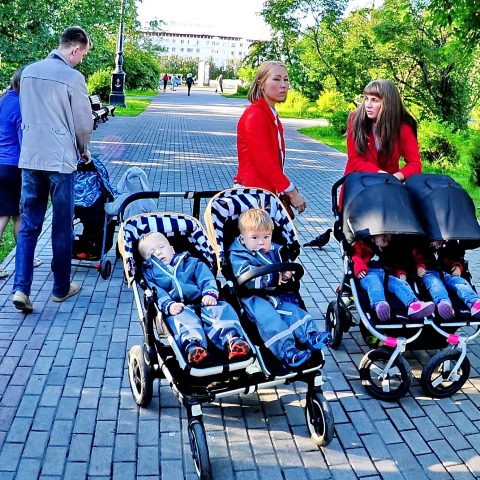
42,446 -> 68,475
88,446 -> 113,476
16,458 -> 42,480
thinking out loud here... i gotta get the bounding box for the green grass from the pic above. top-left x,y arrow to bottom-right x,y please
0,222 -> 15,263
299,124 -> 480,208
222,92 -> 247,99
114,90 -> 157,117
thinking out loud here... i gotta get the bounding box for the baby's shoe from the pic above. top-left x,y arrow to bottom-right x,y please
185,340 -> 208,365
283,347 -> 311,369
437,301 -> 455,320
375,301 -> 391,322
408,301 -> 435,319
227,336 -> 250,360
306,331 -> 332,351
470,300 -> 480,318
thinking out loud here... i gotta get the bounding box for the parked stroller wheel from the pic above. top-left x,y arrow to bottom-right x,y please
305,391 -> 335,446
99,258 -> 112,280
128,345 -> 153,407
420,349 -> 470,398
188,418 -> 212,480
325,301 -> 344,349
359,348 -> 411,401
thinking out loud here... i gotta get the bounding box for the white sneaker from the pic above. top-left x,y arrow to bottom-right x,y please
0,269 -> 9,279
33,257 -> 42,268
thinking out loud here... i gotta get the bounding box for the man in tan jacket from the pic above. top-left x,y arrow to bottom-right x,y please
12,26 -> 93,313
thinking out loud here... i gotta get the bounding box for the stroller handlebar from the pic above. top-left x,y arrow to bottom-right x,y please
331,175 -> 348,217
236,262 -> 304,287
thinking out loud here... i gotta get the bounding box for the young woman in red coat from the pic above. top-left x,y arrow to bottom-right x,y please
234,61 -> 307,214
344,79 -> 421,182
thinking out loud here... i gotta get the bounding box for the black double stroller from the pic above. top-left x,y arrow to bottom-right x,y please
328,172 -> 480,401
73,157 -> 117,279
120,189 -> 334,480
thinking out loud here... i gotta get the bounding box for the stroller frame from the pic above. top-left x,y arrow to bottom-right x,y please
328,174 -> 479,401
120,191 -> 334,480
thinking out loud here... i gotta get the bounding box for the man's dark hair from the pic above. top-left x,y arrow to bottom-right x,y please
60,26 -> 91,48
10,66 -> 25,92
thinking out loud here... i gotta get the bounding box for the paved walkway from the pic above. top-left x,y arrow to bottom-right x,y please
1,84 -> 480,479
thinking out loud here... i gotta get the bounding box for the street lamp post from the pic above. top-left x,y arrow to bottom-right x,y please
110,0 -> 126,106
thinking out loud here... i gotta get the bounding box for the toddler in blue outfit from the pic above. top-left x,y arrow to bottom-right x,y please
139,232 -> 250,365
228,208 -> 330,369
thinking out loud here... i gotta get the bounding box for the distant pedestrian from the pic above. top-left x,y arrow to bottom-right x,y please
12,26 -> 93,313
171,75 -> 178,91
215,74 -> 224,93
186,73 -> 194,96
0,67 -> 42,280
163,73 -> 168,92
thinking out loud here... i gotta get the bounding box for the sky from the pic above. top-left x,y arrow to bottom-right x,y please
136,0 -> 381,40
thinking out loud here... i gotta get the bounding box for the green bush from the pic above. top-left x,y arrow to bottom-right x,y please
277,90 -> 310,116
236,84 -> 250,96
87,69 -> 111,102
418,120 -> 461,167
467,130 -> 480,186
316,89 -> 349,118
329,109 -> 351,136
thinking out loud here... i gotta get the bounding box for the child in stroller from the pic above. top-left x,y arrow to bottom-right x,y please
352,232 -> 435,321
73,156 -> 116,265
412,238 -> 480,319
138,231 -> 250,365
229,208 -> 331,368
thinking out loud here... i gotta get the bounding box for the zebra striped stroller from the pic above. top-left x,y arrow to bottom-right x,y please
119,210 -> 256,480
204,187 -> 335,449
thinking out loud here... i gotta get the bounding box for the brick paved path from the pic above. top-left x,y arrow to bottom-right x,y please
1,84 -> 480,479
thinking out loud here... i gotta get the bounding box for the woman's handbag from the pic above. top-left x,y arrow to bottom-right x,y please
279,193 -> 295,219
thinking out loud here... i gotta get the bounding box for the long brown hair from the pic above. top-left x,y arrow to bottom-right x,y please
351,79 -> 417,156
247,60 -> 288,103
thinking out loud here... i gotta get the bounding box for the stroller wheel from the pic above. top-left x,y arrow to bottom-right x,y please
99,258 -> 112,280
128,345 -> 153,407
304,391 -> 335,447
325,301 -> 344,349
359,347 -> 411,401
188,418 -> 212,480
420,349 -> 470,398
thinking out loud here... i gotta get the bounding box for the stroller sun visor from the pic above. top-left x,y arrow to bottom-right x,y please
204,188 -> 300,271
406,174 -> 480,249
342,173 -> 425,243
118,213 -> 216,286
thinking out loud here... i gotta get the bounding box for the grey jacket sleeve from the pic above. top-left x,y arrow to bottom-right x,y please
70,74 -> 92,155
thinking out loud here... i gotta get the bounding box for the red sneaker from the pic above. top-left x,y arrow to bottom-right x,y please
185,341 -> 208,365
227,337 -> 250,360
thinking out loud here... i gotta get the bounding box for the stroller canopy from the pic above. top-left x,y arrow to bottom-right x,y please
342,172 -> 425,243
118,212 -> 216,287
204,188 -> 299,271
406,173 -> 480,248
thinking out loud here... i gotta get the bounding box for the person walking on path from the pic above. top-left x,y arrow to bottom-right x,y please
12,26 -> 93,313
162,73 -> 169,92
215,74 -> 224,93
186,73 -> 194,96
0,68 -> 42,280
234,60 -> 307,215
344,78 -> 421,181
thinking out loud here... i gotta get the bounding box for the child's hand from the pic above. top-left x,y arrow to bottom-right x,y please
169,302 -> 184,315
357,270 -> 367,279
417,267 -> 426,277
451,266 -> 461,276
202,295 -> 217,306
398,273 -> 407,281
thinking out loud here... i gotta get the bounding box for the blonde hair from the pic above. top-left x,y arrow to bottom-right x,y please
247,60 -> 288,103
238,208 -> 274,235
351,79 -> 417,156
138,232 -> 170,259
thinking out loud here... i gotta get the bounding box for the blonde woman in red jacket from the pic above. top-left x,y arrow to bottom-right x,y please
344,79 -> 421,182
234,61 -> 307,213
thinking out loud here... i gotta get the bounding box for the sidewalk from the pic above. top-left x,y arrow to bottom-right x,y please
1,86 -> 480,479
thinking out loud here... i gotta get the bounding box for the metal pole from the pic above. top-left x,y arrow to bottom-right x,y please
110,0 -> 126,106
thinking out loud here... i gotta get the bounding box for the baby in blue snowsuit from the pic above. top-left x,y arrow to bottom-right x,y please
139,232 -> 250,365
228,208 -> 330,369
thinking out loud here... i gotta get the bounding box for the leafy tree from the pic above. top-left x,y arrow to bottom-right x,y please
158,55 -> 198,78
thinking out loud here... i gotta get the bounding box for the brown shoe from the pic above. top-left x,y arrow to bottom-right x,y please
52,282 -> 81,303
12,291 -> 33,313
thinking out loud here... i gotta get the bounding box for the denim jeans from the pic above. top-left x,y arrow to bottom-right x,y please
14,169 -> 74,297
360,268 -> 417,308
422,270 -> 479,309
